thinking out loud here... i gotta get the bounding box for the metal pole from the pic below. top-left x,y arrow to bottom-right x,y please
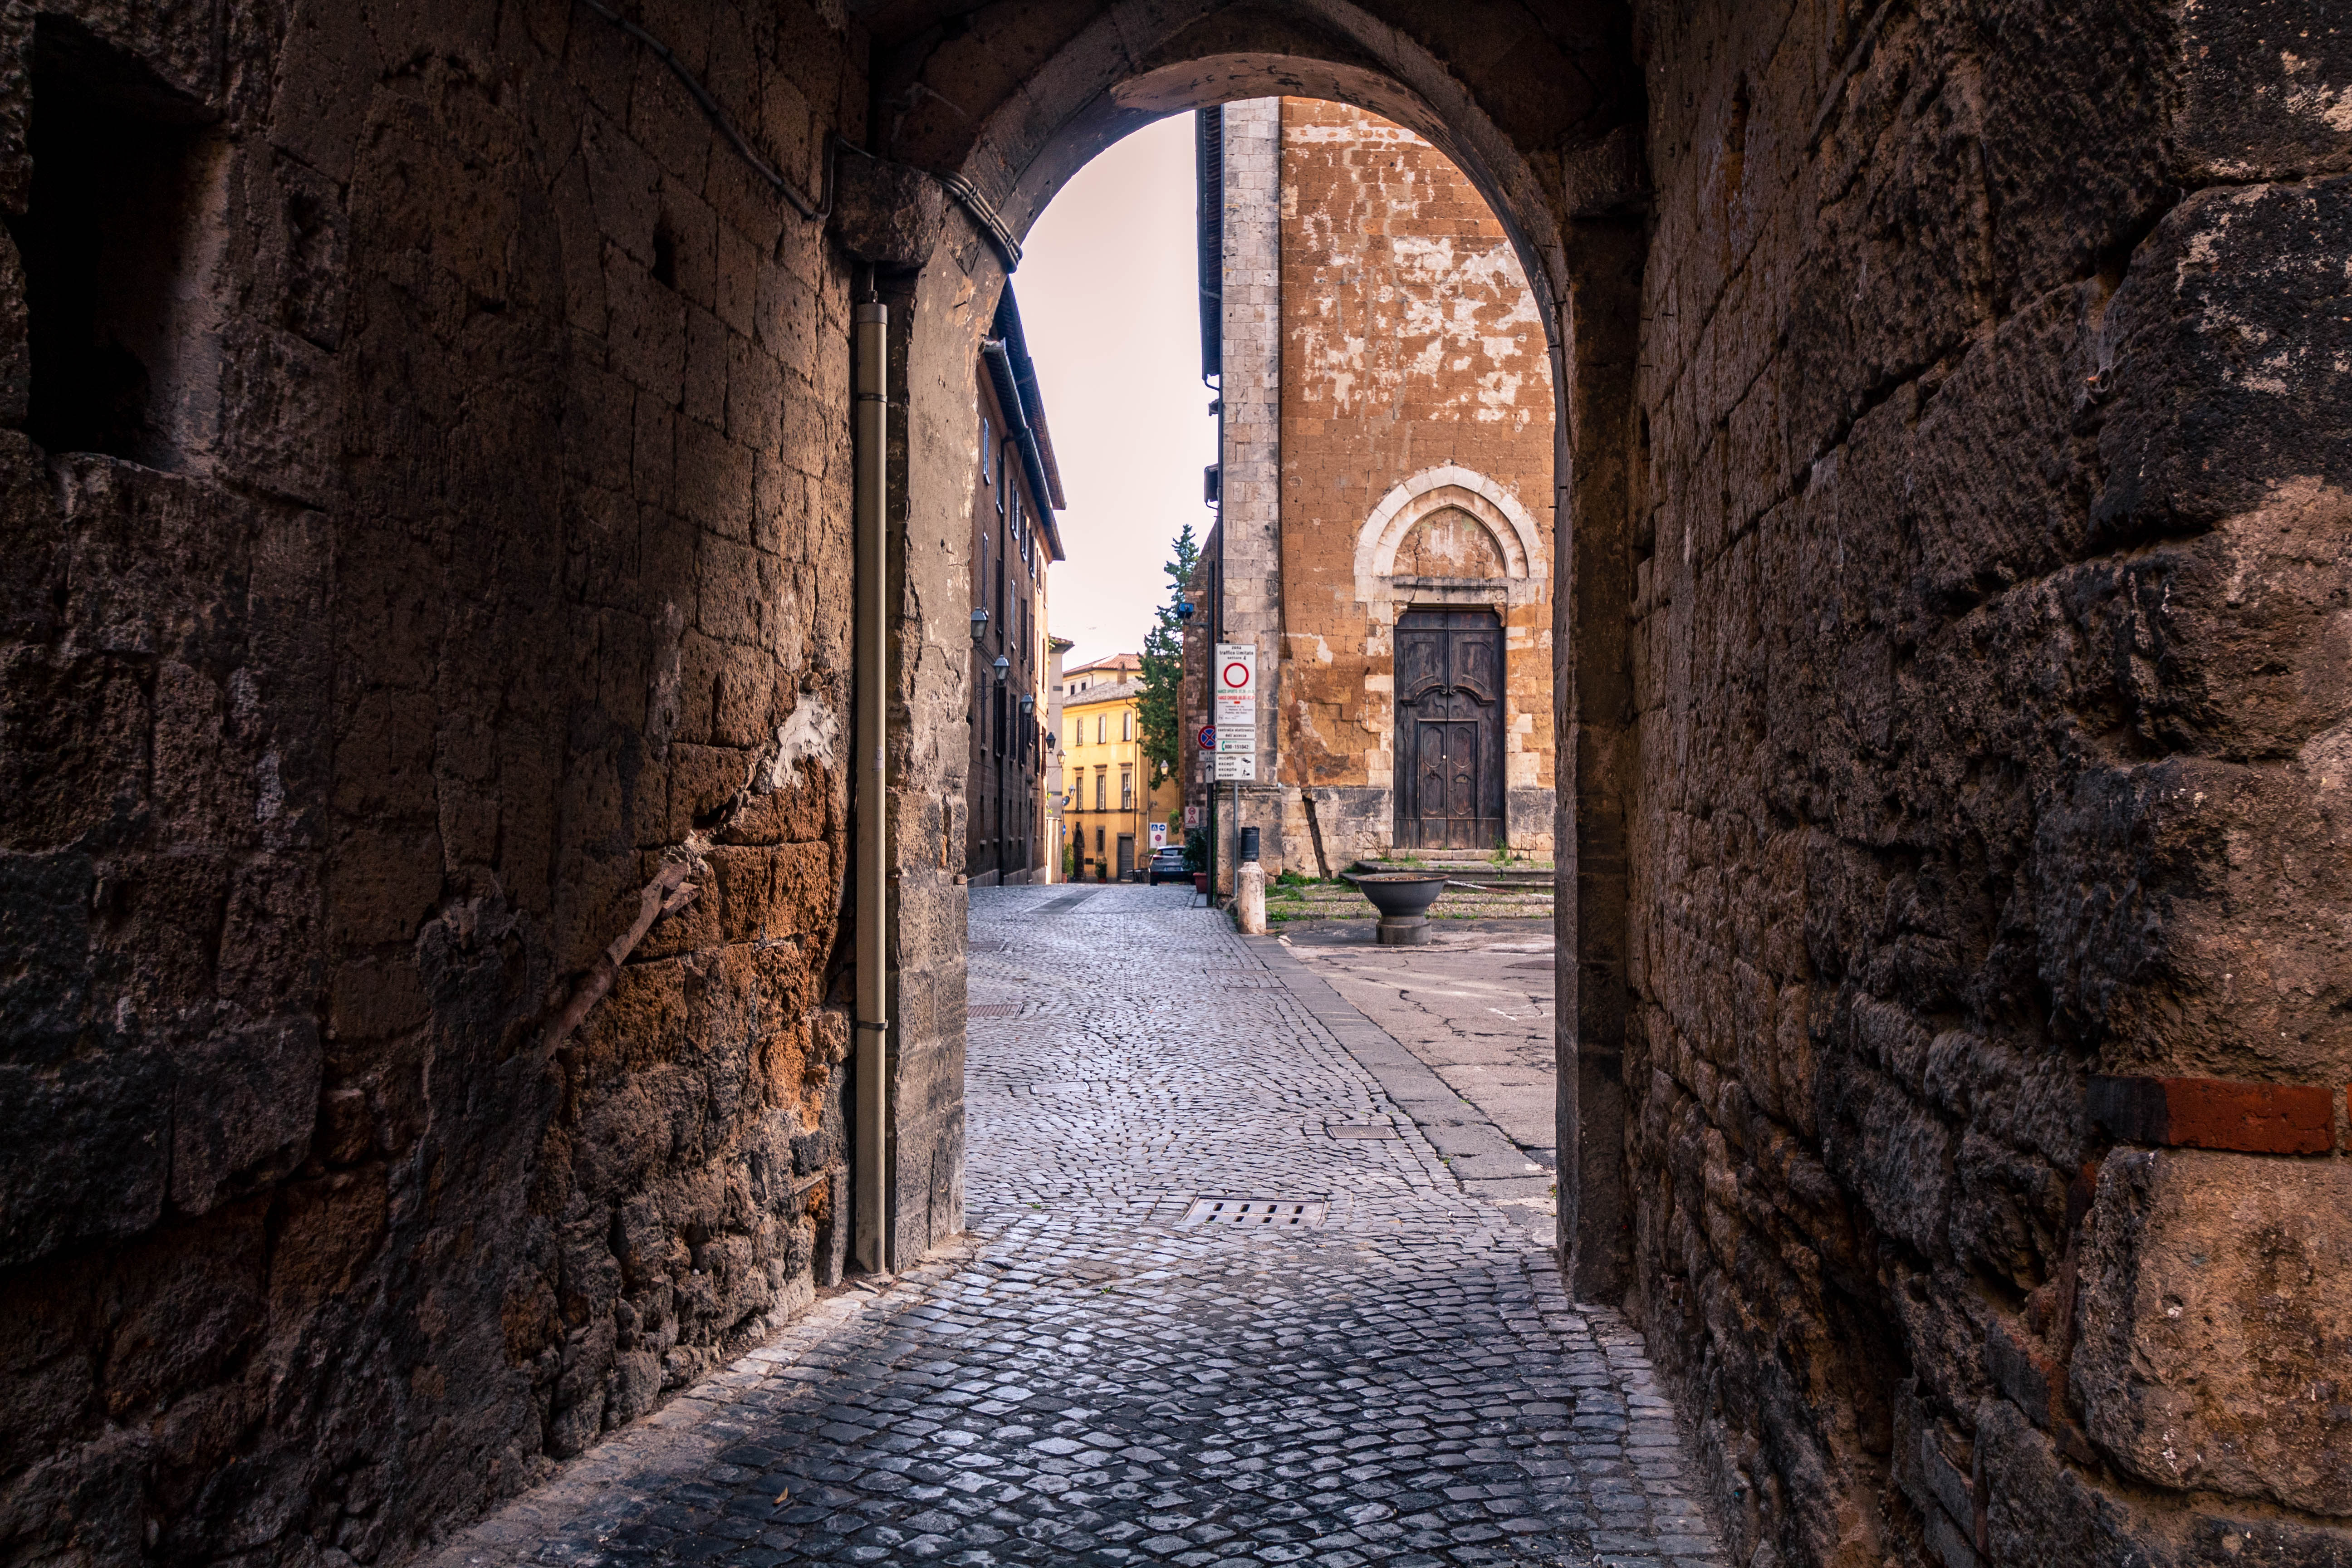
852,300 -> 890,1274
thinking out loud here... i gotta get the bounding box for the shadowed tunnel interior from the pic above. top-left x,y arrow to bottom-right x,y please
0,4 -> 2347,1567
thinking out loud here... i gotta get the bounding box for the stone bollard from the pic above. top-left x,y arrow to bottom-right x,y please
1236,860 -> 1267,934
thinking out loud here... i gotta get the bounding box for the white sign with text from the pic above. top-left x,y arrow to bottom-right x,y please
1213,643 -> 1254,751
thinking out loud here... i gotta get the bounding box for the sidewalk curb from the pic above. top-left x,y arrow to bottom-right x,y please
1244,934 -> 1558,1223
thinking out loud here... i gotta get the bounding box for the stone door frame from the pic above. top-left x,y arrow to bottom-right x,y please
1351,466 -> 1545,845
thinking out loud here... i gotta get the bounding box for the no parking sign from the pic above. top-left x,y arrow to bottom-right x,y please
1213,644 -> 1255,780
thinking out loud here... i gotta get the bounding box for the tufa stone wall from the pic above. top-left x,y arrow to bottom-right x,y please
0,1 -> 865,1561
1274,99 -> 1555,867
1621,2 -> 2352,1565
1,0 -> 2345,1562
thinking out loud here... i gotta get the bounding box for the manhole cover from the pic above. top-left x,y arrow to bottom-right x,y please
1325,1124 -> 1399,1140
1180,1197 -> 1330,1228
969,1003 -> 1019,1018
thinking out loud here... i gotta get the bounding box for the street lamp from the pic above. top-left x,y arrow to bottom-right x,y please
1019,694 -> 1035,716
992,655 -> 1010,685
969,607 -> 990,641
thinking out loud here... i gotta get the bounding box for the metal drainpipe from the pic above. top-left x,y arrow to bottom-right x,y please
852,299 -> 890,1275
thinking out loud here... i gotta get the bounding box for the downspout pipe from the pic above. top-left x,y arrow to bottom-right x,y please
852,300 -> 890,1275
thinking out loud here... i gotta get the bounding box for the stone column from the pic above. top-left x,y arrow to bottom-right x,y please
1217,99 -> 1290,882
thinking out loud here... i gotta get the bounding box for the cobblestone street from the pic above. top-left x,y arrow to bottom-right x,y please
433,887 -> 1723,1568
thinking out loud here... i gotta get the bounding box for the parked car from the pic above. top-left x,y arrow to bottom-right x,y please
1145,846 -> 1190,885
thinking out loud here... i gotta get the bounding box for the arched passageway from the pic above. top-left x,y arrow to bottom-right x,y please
0,4 -> 2345,1567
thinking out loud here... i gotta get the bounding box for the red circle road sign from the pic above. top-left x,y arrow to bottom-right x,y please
1220,660 -> 1251,689
1198,725 -> 1216,750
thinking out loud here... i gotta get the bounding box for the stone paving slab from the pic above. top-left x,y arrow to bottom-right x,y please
1277,934 -> 1556,1170
421,885 -> 1722,1568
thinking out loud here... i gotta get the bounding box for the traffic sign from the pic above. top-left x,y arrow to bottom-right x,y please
1213,643 -> 1255,755
1198,725 -> 1216,750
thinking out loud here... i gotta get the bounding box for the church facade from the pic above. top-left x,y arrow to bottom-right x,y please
1188,99 -> 1557,880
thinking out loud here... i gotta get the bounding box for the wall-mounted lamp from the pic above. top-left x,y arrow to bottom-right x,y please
992,655 -> 1010,685
969,607 -> 990,642
1019,694 -> 1035,716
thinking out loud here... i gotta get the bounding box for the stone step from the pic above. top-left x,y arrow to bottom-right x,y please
1349,855 -> 1553,888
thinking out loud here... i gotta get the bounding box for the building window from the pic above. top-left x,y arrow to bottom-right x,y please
981,416 -> 993,483
1094,769 -> 1107,811
1096,714 -> 1105,745
1120,769 -> 1133,810
1069,717 -> 1080,749
1095,827 -> 1104,853
1121,710 -> 1132,742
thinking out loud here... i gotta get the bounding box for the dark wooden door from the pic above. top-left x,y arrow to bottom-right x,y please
1394,608 -> 1504,850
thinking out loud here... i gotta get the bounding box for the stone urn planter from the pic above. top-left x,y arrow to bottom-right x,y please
1352,872 -> 1450,946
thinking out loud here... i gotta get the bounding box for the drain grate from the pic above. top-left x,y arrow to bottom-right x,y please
969,938 -> 1009,953
969,1003 -> 1019,1018
1324,1124 -> 1399,1140
1180,1197 -> 1330,1229
1034,890 -> 1099,916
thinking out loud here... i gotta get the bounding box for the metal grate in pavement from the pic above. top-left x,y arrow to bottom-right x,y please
1034,890 -> 1099,916
969,938 -> 1008,953
969,1003 -> 1019,1018
1324,1124 -> 1400,1140
1180,1196 -> 1330,1228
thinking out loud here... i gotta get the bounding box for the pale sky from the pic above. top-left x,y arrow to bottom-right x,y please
1018,115 -> 1217,671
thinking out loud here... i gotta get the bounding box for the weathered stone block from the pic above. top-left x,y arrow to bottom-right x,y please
829,152 -> 947,270
2074,1149 -> 2352,1514
103,1199 -> 268,1415
0,850 -> 91,1061
2096,178 -> 2352,537
0,1047 -> 170,1265
169,1019 -> 322,1217
2175,0 -> 2352,183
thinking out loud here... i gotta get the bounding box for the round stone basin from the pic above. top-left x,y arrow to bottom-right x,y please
1353,872 -> 1450,943
1353,872 -> 1450,919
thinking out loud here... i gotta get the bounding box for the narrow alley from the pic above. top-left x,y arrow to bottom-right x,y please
431,888 -> 1722,1567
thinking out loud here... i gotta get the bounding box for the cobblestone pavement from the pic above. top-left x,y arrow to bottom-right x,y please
1280,926 -> 1557,1211
429,885 -> 1724,1568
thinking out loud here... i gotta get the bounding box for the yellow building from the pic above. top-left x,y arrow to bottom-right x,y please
1058,655 -> 1183,881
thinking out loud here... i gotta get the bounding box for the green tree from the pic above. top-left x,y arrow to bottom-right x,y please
1135,523 -> 1201,789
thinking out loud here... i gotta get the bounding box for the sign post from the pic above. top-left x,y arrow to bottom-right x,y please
1214,644 -> 1256,890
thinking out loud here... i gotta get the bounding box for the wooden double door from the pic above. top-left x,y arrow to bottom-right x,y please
1395,608 -> 1505,850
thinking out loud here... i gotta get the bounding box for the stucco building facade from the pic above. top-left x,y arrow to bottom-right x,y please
965,287 -> 1064,886
1190,100 -> 1556,878
1058,653 -> 1181,880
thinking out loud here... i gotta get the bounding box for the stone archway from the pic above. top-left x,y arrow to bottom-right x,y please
1339,467 -> 1551,851
838,18 -> 1646,1312
12,5 -> 2341,1566
1355,466 -> 1546,584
